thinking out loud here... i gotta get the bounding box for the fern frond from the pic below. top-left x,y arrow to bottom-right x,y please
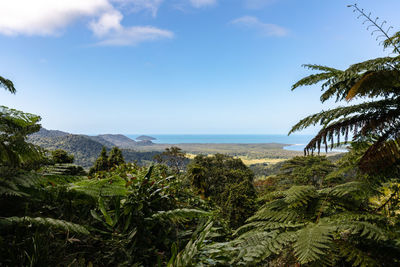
0,75 -> 16,93
232,230 -> 297,265
319,181 -> 367,198
338,241 -> 378,267
1,216 -> 90,235
168,219 -> 213,267
293,222 -> 335,264
337,221 -> 387,241
289,98 -> 400,135
68,177 -> 128,198
0,172 -> 44,197
248,205 -> 301,223
152,208 -> 211,224
234,221 -> 305,236
283,185 -> 316,208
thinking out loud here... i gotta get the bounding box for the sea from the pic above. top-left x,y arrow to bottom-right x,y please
126,134 -> 347,152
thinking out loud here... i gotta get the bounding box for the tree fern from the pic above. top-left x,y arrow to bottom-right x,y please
289,6 -> 400,173
224,179 -> 399,266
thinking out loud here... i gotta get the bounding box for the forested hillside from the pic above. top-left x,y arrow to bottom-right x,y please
29,129 -> 158,167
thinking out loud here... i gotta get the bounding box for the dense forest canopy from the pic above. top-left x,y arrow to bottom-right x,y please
1,4 -> 400,267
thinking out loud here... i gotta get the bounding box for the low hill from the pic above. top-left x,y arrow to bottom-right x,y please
30,128 -> 148,149
29,128 -> 69,140
136,135 -> 156,141
86,135 -> 116,148
29,129 -> 159,167
31,134 -> 105,167
98,134 -> 137,148
30,134 -> 160,168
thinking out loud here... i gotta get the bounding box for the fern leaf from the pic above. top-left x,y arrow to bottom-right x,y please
1,216 -> 90,235
152,208 -> 211,224
338,241 -> 378,267
68,177 -> 128,198
293,222 -> 335,264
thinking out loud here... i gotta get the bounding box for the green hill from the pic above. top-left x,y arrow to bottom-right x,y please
29,130 -> 159,168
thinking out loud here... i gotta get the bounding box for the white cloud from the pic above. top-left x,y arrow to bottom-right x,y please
90,11 -> 173,46
0,0 -> 111,36
0,0 -> 173,46
112,0 -> 164,17
90,10 -> 123,37
244,0 -> 277,9
190,0 -> 217,8
95,26 -> 173,46
231,16 -> 287,37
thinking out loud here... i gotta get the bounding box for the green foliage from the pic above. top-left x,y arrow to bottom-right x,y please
108,146 -> 125,167
168,219 -> 214,267
0,75 -> 16,94
89,146 -> 126,175
154,146 -> 188,172
1,216 -> 90,235
187,153 -> 257,228
51,149 -> 74,164
293,223 -> 335,264
41,163 -> 86,176
219,181 -> 400,266
290,7 -> 400,174
278,156 -> 336,188
67,164 -> 214,266
0,106 -> 43,170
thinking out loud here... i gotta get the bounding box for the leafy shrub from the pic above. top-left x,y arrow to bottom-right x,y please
51,149 -> 74,164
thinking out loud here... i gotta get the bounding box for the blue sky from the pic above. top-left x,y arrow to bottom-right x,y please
1,0 -> 399,134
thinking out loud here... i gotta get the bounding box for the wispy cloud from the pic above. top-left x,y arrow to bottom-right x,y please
112,0 -> 164,17
0,0 -> 173,46
89,10 -> 173,46
244,0 -> 277,9
231,16 -> 287,37
190,0 -> 217,8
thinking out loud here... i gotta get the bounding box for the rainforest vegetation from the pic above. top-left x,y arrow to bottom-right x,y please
1,5 -> 400,266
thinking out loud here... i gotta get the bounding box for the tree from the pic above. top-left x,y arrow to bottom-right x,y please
154,146 -> 187,172
90,147 -> 126,175
277,156 -> 336,188
186,154 -> 257,227
289,4 -> 400,174
108,147 -> 125,167
89,147 -> 109,175
51,149 -> 74,164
